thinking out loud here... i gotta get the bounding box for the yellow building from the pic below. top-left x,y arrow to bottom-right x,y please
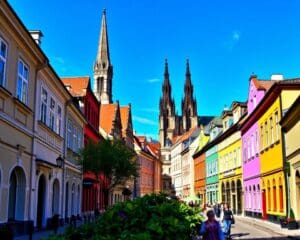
258,83 -> 300,220
218,102 -> 246,214
281,96 -> 300,221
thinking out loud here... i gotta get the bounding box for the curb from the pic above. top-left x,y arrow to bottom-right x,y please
236,216 -> 300,239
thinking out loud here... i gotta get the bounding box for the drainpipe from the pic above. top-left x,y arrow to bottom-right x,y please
279,94 -> 290,219
29,59 -> 48,224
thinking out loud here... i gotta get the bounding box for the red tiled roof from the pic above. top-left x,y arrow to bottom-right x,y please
61,76 -> 90,97
172,126 -> 198,144
99,104 -> 117,134
147,142 -> 160,157
252,77 -> 275,92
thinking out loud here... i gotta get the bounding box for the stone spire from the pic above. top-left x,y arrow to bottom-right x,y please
159,59 -> 178,147
182,59 -> 197,132
93,9 -> 113,104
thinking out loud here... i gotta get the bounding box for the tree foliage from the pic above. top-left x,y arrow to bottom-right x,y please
80,139 -> 138,189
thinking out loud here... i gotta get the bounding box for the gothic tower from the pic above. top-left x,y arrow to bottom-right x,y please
181,59 -> 198,132
93,9 -> 113,104
159,59 -> 178,147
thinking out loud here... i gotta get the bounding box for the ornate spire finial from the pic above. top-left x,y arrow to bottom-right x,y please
164,58 -> 169,76
186,59 -> 190,76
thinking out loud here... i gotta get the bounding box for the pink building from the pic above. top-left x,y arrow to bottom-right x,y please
241,75 -> 274,218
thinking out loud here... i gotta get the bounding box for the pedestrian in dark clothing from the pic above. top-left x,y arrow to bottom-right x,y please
222,204 -> 234,239
213,203 -> 220,218
200,210 -> 224,240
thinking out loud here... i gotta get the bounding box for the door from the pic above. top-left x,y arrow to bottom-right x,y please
262,190 -> 267,220
37,175 -> 46,228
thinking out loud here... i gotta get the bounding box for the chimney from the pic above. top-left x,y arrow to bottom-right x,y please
29,30 -> 43,46
271,74 -> 284,81
65,84 -> 72,91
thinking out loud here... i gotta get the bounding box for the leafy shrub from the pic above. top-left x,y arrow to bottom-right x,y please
46,194 -> 202,240
94,193 -> 202,240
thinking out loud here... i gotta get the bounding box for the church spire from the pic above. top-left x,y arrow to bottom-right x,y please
93,9 -> 113,104
182,59 -> 197,132
97,8 -> 110,64
185,59 -> 192,89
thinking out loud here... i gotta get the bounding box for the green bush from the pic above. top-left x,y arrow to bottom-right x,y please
46,194 -> 203,240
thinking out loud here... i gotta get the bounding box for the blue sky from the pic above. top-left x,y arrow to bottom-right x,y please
9,0 -> 300,139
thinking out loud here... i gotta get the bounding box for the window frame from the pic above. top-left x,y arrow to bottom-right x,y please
40,87 -> 48,124
16,58 -> 29,104
0,36 -> 8,87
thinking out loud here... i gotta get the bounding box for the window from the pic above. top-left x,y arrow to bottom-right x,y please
49,98 -> 55,130
40,88 -> 47,123
265,121 -> 268,147
255,131 -> 258,154
56,105 -> 62,135
270,117 -> 274,144
247,139 -> 250,159
16,59 -> 29,104
275,111 -> 279,141
0,38 -> 8,86
253,95 -> 257,107
77,130 -> 82,151
73,126 -> 77,151
260,125 -> 264,150
67,119 -> 73,149
251,135 -> 254,157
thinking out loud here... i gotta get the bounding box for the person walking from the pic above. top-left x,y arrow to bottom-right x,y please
222,204 -> 234,239
199,210 -> 224,240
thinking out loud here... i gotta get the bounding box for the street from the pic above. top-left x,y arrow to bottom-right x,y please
231,220 -> 292,240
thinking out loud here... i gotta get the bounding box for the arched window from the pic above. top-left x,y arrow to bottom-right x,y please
267,180 -> 271,211
273,179 -> 277,212
279,177 -> 284,212
253,185 -> 256,210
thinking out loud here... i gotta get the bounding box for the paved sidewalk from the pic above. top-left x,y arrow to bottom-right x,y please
236,215 -> 300,239
14,226 -> 65,240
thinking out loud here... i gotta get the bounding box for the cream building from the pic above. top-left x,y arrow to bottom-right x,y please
281,96 -> 300,221
0,1 -> 48,232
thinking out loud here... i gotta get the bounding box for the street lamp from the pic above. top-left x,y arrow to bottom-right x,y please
56,155 -> 64,168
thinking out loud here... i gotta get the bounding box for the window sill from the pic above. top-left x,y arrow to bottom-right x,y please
13,97 -> 32,115
0,85 -> 12,98
38,120 -> 63,140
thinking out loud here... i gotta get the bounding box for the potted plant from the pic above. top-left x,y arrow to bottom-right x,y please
287,208 -> 299,230
279,216 -> 288,228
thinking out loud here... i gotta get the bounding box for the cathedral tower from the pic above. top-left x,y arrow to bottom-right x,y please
159,59 -> 178,147
93,9 -> 113,104
181,59 -> 198,132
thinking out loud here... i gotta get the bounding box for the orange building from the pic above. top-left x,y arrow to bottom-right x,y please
194,152 -> 206,204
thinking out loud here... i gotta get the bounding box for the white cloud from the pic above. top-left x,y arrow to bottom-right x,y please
52,56 -> 65,64
147,78 -> 160,83
232,31 -> 240,41
223,30 -> 241,51
133,116 -> 157,126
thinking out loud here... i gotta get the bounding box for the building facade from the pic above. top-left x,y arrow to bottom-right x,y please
241,75 -> 274,218
281,96 -> 300,222
205,145 -> 219,205
218,102 -> 246,214
0,1 -> 45,231
134,136 -> 162,197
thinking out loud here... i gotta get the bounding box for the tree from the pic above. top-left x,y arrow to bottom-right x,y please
80,139 -> 138,191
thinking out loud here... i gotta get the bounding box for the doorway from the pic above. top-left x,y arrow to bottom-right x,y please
262,190 -> 267,220
8,167 -> 26,221
36,175 -> 46,228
